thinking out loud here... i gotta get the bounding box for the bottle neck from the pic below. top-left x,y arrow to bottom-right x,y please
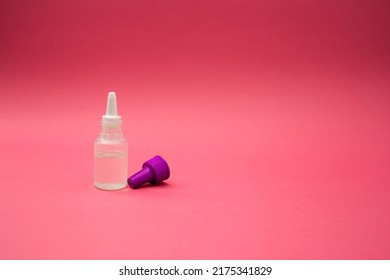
99,125 -> 124,141
102,125 -> 122,132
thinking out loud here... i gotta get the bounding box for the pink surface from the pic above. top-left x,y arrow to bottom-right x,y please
1,0 -> 390,259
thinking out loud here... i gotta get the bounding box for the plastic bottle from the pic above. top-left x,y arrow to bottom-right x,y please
94,92 -> 128,190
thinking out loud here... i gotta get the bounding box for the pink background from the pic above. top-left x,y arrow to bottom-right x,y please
1,0 -> 390,259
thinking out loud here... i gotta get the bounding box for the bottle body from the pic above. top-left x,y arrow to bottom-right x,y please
94,127 -> 128,190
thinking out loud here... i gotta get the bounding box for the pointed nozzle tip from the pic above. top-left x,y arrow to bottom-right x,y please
105,91 -> 119,117
127,178 -> 136,189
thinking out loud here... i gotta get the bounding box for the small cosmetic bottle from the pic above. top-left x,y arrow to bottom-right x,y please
94,92 -> 128,190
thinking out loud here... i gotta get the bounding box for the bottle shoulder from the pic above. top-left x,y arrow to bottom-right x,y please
95,137 -> 127,143
95,134 -> 127,143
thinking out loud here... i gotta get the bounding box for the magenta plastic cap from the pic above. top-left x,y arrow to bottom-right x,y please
128,155 -> 170,189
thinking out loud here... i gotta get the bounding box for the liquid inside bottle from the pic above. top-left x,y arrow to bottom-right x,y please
94,92 -> 128,190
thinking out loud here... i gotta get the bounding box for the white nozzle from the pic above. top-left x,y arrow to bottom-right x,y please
102,91 -> 122,126
106,92 -> 118,116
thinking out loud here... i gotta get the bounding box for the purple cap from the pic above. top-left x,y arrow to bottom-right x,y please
128,155 -> 170,189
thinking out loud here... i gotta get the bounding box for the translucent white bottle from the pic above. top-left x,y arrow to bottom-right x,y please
94,92 -> 128,190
